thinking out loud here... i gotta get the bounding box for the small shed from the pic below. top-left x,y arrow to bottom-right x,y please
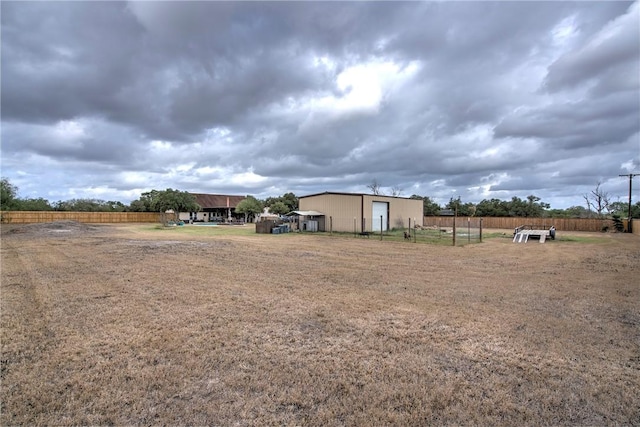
286,210 -> 326,232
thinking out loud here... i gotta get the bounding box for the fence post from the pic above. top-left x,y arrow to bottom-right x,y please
453,208 -> 457,246
380,215 -> 383,240
480,217 -> 483,242
330,216 -> 333,235
353,217 -> 356,237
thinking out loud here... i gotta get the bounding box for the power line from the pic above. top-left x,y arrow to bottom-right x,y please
619,173 -> 639,233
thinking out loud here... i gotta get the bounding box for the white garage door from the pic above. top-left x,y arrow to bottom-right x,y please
372,201 -> 388,231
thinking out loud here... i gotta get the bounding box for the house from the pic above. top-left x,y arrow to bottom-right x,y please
179,193 -> 246,223
298,192 -> 423,232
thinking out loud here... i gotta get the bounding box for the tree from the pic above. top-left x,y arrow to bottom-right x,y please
504,195 -> 549,217
619,201 -> 640,219
546,208 -> 572,218
367,179 -> 383,195
54,198 -> 109,212
264,192 -> 298,212
1,178 -> 19,210
607,201 -> 640,218
280,192 -> 298,211
268,201 -> 289,215
475,198 -> 510,217
525,195 -> 550,217
445,196 -> 475,216
138,190 -> 160,212
564,205 -> 591,218
105,201 -> 127,212
609,201 -> 626,217
583,182 -> 611,218
128,199 -> 148,212
141,189 -> 200,222
16,198 -> 52,211
134,190 -> 160,212
611,214 -> 625,232
423,197 -> 441,216
390,186 -> 403,197
235,196 -> 263,222
154,189 -> 200,214
410,195 -> 441,216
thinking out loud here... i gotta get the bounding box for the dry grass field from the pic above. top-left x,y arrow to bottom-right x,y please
1,221 -> 639,426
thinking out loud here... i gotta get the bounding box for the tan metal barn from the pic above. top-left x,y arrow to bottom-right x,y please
298,192 -> 423,233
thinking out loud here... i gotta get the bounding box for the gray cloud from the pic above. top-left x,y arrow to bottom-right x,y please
544,1 -> 639,93
494,92 -> 639,148
1,1 -> 638,208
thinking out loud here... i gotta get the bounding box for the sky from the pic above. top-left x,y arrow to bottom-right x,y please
1,1 -> 639,209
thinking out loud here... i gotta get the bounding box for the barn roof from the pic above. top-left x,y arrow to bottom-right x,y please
299,191 -> 413,200
190,193 -> 246,209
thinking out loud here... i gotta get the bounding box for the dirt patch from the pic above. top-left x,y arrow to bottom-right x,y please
2,220 -> 104,238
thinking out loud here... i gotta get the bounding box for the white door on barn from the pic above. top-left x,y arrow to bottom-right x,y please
372,201 -> 389,231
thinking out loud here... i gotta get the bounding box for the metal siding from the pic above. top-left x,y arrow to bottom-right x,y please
364,195 -> 423,231
389,197 -> 424,229
299,193 -> 361,232
299,193 -> 423,232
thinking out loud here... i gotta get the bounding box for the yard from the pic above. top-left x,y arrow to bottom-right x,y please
1,221 -> 639,425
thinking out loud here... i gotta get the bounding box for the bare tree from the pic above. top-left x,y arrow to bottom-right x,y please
367,179 -> 383,195
390,186 -> 403,197
584,182 -> 611,218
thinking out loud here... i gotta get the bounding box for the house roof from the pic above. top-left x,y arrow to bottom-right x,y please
190,193 -> 246,209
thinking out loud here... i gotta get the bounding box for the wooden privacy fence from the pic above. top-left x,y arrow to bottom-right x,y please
423,216 -> 633,233
2,211 -> 636,233
1,211 -> 162,224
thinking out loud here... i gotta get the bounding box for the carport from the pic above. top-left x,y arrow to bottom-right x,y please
286,210 -> 326,232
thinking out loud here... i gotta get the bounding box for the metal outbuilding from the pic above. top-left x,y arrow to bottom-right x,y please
298,192 -> 423,233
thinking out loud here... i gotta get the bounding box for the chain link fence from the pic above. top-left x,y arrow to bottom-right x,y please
314,216 -> 484,246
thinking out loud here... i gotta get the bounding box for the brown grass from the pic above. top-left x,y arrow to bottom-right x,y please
1,222 -> 639,426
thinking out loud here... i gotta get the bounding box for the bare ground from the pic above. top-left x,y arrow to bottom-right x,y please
1,222 -> 639,426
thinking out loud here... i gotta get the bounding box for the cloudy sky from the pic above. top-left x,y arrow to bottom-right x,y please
2,1 -> 639,209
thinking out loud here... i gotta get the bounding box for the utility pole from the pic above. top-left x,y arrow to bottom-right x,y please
619,173 -> 639,233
